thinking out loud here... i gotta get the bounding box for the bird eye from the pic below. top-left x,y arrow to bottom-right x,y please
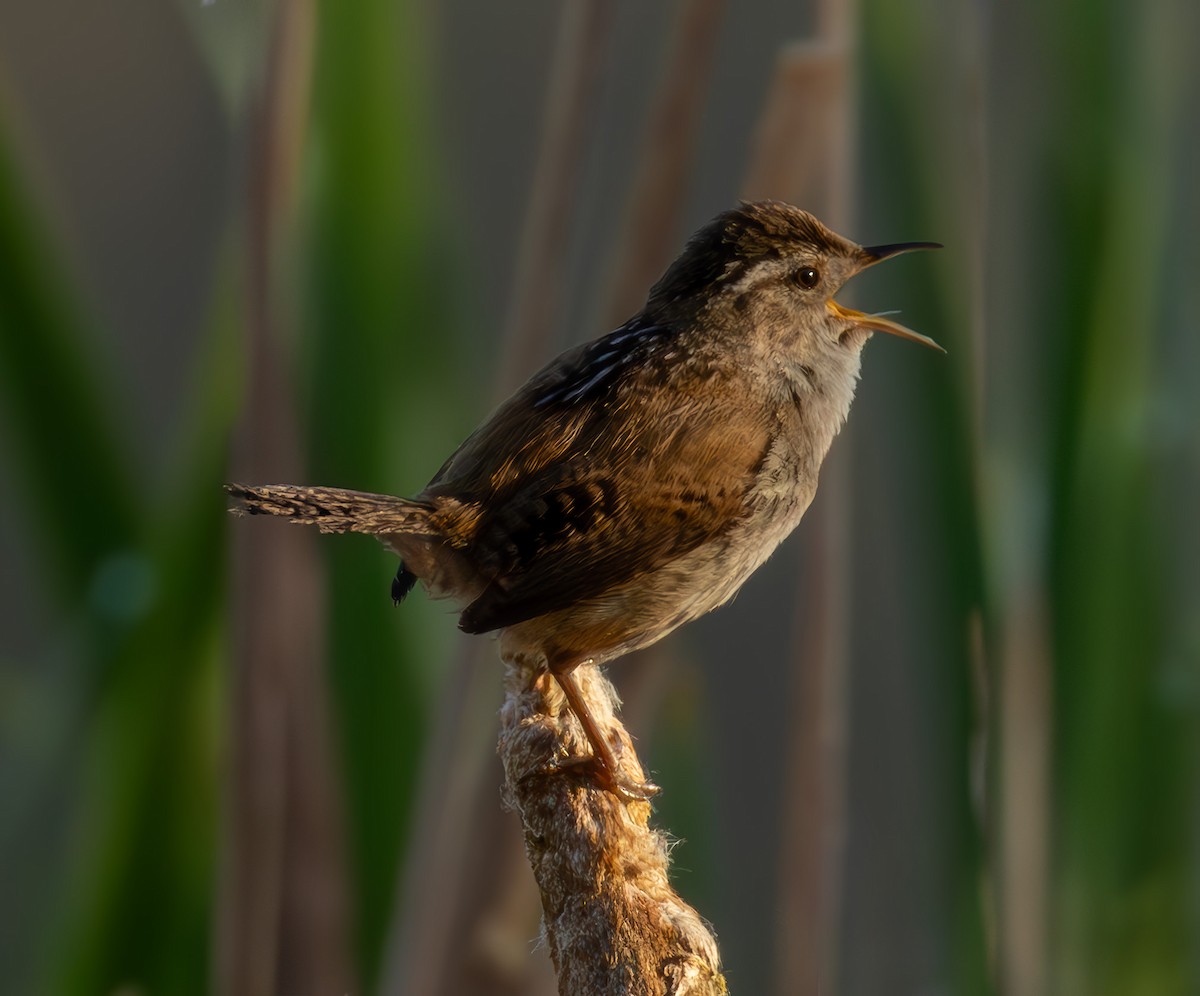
793,266 -> 821,289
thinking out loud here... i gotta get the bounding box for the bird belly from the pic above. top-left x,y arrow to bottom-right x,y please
497,483 -> 815,669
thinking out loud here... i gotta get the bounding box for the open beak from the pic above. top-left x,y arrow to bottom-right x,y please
859,241 -> 943,263
826,240 -> 944,351
826,299 -> 945,352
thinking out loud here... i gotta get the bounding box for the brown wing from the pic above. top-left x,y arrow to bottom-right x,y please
416,317 -> 770,633
449,395 -> 770,634
422,317 -> 675,501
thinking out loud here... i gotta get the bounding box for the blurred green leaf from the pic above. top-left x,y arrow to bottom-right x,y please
47,249 -> 241,996
0,136 -> 139,604
303,0 -> 463,982
1048,3 -> 1192,990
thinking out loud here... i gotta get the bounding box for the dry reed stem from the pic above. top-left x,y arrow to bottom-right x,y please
218,0 -> 354,992
741,39 -> 854,996
601,0 -> 728,328
497,0 -> 617,394
998,595 -> 1050,996
498,659 -> 726,996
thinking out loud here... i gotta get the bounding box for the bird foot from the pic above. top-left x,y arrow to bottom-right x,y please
546,752 -> 661,803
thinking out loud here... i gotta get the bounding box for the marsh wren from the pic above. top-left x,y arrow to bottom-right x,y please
227,201 -> 941,799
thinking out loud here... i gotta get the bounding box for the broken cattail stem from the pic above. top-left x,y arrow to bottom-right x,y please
498,659 -> 726,996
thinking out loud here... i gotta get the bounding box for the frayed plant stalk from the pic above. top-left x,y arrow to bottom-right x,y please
498,660 -> 726,996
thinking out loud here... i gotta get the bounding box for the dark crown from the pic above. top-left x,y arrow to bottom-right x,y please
647,201 -> 861,311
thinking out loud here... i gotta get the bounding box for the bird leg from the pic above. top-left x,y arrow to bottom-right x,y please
550,664 -> 660,802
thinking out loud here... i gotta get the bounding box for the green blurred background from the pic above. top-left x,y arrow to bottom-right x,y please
1,1 -> 1197,994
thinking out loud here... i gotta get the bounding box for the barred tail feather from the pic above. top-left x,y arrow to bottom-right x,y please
224,483 -> 434,536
